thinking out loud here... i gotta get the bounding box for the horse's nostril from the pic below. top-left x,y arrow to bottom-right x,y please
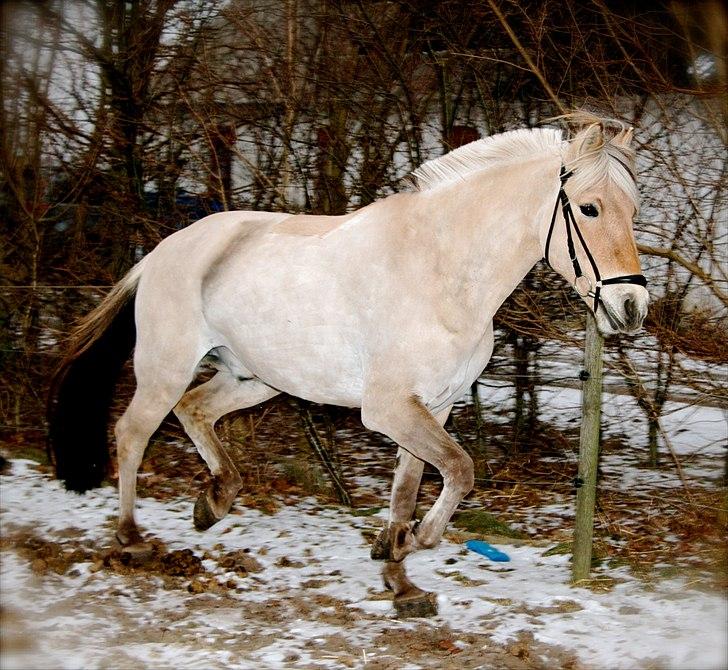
624,297 -> 640,325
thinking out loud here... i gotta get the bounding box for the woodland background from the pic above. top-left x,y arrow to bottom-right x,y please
1,0 -> 726,511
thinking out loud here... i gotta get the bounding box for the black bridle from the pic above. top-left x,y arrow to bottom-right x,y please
544,165 -> 647,313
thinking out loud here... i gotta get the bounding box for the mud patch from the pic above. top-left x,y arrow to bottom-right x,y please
214,548 -> 265,575
363,626 -> 583,669
1,528 -> 94,576
0,521 -> 585,670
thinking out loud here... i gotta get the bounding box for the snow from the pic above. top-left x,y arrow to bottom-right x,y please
473,358 -> 727,489
2,458 -> 726,670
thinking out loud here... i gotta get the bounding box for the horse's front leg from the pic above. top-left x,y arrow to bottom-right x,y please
370,447 -> 432,614
363,395 -> 472,616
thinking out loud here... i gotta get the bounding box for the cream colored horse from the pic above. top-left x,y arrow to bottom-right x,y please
48,116 -> 648,617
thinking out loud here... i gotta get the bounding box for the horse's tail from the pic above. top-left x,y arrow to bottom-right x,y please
47,259 -> 146,492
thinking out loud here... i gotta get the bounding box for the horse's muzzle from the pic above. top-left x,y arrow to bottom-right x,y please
595,284 -> 649,335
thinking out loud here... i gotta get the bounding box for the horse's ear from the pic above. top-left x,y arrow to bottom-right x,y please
612,126 -> 634,148
566,122 -> 605,161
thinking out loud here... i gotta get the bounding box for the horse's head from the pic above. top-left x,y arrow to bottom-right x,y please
544,120 -> 649,336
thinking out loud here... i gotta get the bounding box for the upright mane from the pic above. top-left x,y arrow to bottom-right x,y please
410,115 -> 639,210
411,127 -> 563,191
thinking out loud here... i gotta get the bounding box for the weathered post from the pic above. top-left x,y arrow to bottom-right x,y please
572,312 -> 604,583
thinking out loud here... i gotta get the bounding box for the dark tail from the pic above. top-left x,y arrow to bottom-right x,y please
47,261 -> 145,492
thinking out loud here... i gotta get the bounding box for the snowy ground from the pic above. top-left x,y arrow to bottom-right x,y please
1,458 -> 726,670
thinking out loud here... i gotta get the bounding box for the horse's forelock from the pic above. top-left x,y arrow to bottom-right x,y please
564,132 -> 639,212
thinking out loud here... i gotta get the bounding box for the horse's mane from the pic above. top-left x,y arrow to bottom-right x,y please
411,128 -> 562,191
411,114 -> 638,209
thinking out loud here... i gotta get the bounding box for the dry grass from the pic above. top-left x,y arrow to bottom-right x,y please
645,295 -> 728,364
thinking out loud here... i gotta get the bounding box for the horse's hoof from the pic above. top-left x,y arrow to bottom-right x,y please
193,492 -> 221,531
113,534 -> 154,562
393,591 -> 438,618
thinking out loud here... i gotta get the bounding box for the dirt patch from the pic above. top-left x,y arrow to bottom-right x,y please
361,627 -> 583,670
1,520 -> 586,669
0,526 -> 262,597
1,526 -> 95,576
216,548 -> 265,575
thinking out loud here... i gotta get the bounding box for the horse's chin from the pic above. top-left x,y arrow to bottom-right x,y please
594,309 -> 619,336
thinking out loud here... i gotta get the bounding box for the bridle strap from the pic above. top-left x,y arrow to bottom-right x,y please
601,274 -> 647,287
543,166 -> 570,266
544,165 -> 647,312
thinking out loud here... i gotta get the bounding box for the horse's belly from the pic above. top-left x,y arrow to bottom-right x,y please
227,325 -> 365,406
201,229 -> 370,405
211,300 -> 366,407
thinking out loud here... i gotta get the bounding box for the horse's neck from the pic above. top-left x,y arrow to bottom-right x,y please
416,157 -> 557,320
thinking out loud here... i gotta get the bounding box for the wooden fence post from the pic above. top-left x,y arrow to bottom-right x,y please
572,312 -> 604,583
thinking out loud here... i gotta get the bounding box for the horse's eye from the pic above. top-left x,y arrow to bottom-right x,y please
579,204 -> 599,218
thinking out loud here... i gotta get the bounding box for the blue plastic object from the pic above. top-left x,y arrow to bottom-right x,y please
465,539 -> 510,562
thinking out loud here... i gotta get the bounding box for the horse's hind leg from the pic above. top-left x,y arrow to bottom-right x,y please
174,370 -> 279,530
115,373 -> 193,547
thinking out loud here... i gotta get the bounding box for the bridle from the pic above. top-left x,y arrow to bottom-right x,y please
544,165 -> 647,313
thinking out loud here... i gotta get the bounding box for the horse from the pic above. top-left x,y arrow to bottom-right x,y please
48,114 -> 648,617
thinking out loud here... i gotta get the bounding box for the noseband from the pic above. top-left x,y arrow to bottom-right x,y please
544,166 -> 647,312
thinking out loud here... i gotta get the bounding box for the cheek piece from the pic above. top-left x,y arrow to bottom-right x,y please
543,166 -> 647,313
